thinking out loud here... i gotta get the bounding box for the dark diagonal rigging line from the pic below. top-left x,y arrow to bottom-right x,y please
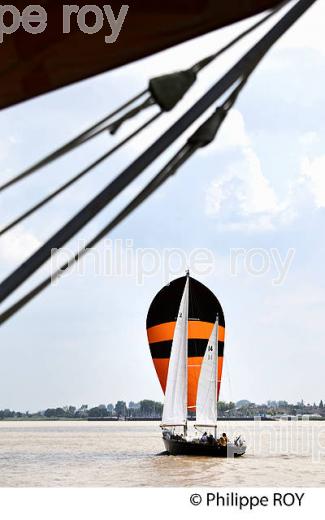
0,89 -> 150,192
0,111 -> 162,237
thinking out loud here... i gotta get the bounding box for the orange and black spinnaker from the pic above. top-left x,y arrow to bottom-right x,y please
146,276 -> 225,410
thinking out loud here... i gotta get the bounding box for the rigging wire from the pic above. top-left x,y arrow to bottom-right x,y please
190,0 -> 289,74
0,89 -> 150,193
0,111 -> 162,237
0,0 -> 317,309
0,1 -> 288,194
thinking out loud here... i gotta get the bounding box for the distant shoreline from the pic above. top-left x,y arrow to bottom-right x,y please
2,416 -> 325,422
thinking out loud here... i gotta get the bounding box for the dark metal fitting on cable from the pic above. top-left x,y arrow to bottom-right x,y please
149,69 -> 197,111
187,107 -> 228,148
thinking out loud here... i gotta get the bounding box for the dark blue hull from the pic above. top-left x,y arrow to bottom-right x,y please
163,438 -> 246,457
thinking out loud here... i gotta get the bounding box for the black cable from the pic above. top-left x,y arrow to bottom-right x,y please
190,0 -> 289,74
0,79 -> 249,326
0,112 -> 162,237
0,0 -> 317,305
108,97 -> 155,135
0,89 -> 149,193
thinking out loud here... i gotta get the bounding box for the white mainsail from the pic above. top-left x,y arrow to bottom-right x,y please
195,317 -> 219,426
161,277 -> 189,426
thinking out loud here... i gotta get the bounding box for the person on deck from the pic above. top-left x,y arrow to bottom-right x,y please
219,433 -> 228,446
201,432 -> 208,443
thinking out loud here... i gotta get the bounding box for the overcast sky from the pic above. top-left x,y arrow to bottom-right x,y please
1,2 -> 324,411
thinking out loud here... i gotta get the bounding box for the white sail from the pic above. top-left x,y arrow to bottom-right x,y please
161,277 -> 189,426
195,318 -> 219,426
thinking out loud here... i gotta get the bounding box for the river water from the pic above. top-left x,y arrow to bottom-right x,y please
0,420 -> 324,487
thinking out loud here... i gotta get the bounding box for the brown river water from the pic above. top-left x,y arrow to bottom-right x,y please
0,420 -> 324,487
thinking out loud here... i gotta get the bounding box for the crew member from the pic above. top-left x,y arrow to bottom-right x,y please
219,432 -> 228,446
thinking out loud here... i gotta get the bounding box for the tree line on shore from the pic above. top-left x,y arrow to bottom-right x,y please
1,399 -> 324,419
0,400 -> 163,419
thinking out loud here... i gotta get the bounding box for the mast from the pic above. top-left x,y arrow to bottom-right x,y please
185,269 -> 190,437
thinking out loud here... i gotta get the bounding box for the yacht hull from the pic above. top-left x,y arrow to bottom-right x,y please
163,438 -> 246,457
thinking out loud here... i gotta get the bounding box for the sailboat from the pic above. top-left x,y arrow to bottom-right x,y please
158,272 -> 246,457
